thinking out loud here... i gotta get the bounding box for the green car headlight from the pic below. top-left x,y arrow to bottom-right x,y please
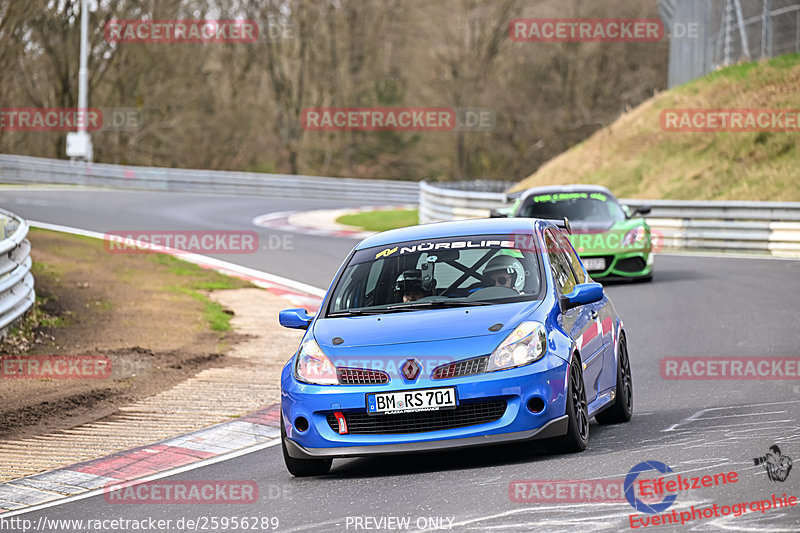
622,226 -> 647,248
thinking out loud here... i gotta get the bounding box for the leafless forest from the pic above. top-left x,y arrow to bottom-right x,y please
0,0 -> 667,181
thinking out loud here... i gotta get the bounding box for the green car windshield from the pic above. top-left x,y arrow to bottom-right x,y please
326,235 -> 544,316
519,192 -> 626,223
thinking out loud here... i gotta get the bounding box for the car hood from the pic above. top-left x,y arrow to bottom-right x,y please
569,220 -> 618,233
314,300 -> 542,351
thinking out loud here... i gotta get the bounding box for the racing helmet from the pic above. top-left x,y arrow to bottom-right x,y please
483,254 -> 526,291
394,269 -> 428,298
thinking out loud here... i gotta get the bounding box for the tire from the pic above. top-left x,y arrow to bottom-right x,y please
281,414 -> 332,477
595,333 -> 633,424
550,358 -> 589,453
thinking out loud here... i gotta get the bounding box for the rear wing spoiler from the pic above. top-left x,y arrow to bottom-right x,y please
541,217 -> 572,235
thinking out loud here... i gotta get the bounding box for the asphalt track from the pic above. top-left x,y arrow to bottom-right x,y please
1,189 -> 799,532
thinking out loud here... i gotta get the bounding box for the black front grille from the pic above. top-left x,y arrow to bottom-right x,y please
615,256 -> 647,273
338,368 -> 390,385
326,400 -> 507,434
432,356 -> 488,379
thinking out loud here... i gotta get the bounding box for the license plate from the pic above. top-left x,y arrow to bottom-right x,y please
367,388 -> 457,415
583,258 -> 606,271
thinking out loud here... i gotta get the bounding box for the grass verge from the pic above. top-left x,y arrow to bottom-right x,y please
337,208 -> 419,231
148,253 -> 249,333
513,54 -> 800,201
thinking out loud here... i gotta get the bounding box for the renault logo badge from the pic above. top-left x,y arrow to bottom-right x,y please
401,359 -> 421,381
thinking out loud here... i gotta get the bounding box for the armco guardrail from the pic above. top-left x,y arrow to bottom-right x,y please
419,181 -> 800,257
3,154 -> 799,257
0,209 -> 35,336
418,180 -> 515,223
0,154 -> 418,204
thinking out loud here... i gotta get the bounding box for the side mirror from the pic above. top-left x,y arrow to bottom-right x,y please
560,283 -> 604,310
631,205 -> 651,217
490,208 -> 510,218
279,308 -> 313,330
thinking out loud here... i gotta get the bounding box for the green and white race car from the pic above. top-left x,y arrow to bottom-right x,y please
493,185 -> 654,281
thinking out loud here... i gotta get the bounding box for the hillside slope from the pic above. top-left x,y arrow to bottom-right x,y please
512,54 -> 800,201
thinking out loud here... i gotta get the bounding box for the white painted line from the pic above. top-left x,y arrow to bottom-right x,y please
1,439 -> 281,518
415,500 -> 705,533
688,411 -> 789,420
29,220 -> 327,297
0,220 -> 319,515
668,420 -> 794,433
251,210 -> 297,225
253,205 -> 416,240
663,400 -> 800,431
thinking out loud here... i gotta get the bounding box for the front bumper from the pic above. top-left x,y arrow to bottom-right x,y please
583,250 -> 653,280
281,355 -> 570,458
285,415 -> 568,458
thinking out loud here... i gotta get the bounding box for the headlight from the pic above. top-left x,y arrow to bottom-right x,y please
294,339 -> 338,385
487,321 -> 547,372
622,226 -> 647,248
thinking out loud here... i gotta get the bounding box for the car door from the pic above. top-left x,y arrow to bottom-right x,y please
545,229 -> 601,403
556,230 -> 613,348
555,229 -> 616,392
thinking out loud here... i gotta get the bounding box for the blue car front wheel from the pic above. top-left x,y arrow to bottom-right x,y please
549,358 -> 589,453
281,413 -> 332,477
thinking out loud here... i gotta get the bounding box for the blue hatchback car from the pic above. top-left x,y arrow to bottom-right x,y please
279,218 -> 632,476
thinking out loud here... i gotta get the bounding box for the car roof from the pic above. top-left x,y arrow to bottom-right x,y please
517,184 -> 617,202
355,218 -> 551,249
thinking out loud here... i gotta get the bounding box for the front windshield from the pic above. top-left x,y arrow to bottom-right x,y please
327,235 -> 543,316
519,192 -> 625,222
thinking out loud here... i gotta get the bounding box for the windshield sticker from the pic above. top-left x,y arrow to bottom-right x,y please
363,238 -> 518,262
533,192 -> 607,203
396,239 -> 516,254
375,247 -> 398,258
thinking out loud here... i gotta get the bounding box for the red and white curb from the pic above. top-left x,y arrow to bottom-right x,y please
0,222 -> 325,514
252,205 -> 416,239
0,405 -> 281,514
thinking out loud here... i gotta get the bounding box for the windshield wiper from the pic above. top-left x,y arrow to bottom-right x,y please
326,309 -> 386,317
384,300 -> 493,310
328,300 -> 494,317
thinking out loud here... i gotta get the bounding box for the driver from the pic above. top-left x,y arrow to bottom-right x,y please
394,269 -> 430,302
482,255 -> 525,292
